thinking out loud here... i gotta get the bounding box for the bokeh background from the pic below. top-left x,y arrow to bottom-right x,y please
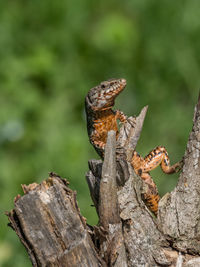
0,0 -> 199,266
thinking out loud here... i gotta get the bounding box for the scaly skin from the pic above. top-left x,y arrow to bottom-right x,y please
85,78 -> 127,157
85,78 -> 182,215
131,147 -> 182,215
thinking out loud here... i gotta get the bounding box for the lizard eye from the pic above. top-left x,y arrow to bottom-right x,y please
101,84 -> 105,89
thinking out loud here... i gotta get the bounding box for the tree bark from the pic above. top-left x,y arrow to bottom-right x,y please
7,175 -> 104,267
7,95 -> 200,266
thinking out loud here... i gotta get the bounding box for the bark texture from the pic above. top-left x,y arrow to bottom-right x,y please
8,174 -> 104,266
7,95 -> 200,266
158,95 -> 200,254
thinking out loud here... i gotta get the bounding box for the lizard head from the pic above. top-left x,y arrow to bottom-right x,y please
86,78 -> 127,111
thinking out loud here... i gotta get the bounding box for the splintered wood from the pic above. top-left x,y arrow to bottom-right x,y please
7,95 -> 200,267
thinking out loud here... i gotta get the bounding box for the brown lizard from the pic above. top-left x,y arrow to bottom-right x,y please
85,78 -> 182,215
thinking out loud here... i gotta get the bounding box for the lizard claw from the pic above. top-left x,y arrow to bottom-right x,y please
174,159 -> 184,173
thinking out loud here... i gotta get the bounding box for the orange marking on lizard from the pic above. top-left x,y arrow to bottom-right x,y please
85,79 -> 182,216
85,78 -> 127,157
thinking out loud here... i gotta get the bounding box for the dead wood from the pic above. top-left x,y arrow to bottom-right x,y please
7,174 -> 104,267
158,94 -> 200,254
7,95 -> 200,266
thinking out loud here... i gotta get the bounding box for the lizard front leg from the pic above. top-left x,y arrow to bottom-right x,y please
115,110 -> 128,123
115,110 -> 136,126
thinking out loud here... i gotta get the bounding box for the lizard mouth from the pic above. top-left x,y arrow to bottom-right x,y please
99,78 -> 126,109
86,78 -> 127,111
103,78 -> 126,96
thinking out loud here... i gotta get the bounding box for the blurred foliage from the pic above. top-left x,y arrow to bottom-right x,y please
0,0 -> 199,266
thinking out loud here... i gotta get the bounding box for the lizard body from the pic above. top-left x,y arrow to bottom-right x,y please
85,78 -> 127,157
85,78 -> 181,215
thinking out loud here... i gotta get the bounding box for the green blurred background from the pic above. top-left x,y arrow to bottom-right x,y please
0,0 -> 199,266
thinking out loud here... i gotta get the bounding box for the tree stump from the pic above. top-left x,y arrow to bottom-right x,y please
7,95 -> 200,266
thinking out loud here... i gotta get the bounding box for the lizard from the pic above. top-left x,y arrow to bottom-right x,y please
85,78 -> 182,215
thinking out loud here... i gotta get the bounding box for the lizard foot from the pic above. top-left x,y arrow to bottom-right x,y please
174,159 -> 184,173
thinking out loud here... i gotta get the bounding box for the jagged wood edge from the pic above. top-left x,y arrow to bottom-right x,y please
86,106 -> 174,266
158,93 -> 200,255
7,175 -> 105,267
6,97 -> 200,266
86,105 -> 149,214
99,130 -> 119,227
98,131 -> 128,266
86,99 -> 200,265
117,105 -> 148,158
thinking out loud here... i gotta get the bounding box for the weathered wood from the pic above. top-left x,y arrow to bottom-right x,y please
158,94 -> 200,254
86,160 -> 102,215
117,163 -> 170,266
8,174 -> 104,267
86,106 -> 170,266
99,131 -> 119,227
86,105 -> 149,215
86,98 -> 200,266
7,96 -> 200,267
116,105 -> 148,161
98,131 -> 127,266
